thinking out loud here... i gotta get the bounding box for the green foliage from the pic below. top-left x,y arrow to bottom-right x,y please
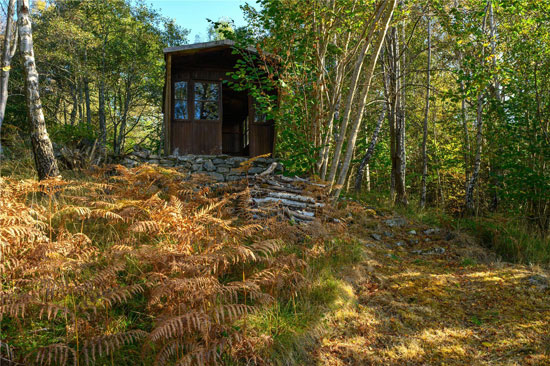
2,0 -> 189,157
50,123 -> 96,147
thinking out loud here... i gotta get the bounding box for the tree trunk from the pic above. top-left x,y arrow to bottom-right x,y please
354,107 -> 385,192
98,34 -> 108,155
18,0 -> 59,179
332,0 -> 397,198
84,49 -> 92,126
0,0 -> 17,155
464,1 -> 489,215
69,82 -> 78,125
326,0 -> 388,187
420,11 -> 431,209
465,92 -> 484,214
385,25 -> 407,206
115,76 -> 132,156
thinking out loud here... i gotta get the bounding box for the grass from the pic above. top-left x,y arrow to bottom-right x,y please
350,190 -> 550,268
243,237 -> 366,365
311,200 -> 550,365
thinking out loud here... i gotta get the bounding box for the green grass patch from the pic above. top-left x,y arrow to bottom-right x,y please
243,238 -> 365,365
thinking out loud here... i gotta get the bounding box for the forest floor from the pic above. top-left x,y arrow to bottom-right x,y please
309,209 -> 550,366
1,162 -> 549,366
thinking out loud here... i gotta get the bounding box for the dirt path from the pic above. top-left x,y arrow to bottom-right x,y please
314,214 -> 550,366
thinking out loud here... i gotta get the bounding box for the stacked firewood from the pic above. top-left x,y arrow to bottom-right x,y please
247,167 -> 328,223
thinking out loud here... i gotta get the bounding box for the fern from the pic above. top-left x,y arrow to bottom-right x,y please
1,164 -> 314,365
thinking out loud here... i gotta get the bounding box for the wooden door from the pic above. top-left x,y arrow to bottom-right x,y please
171,79 -> 222,154
249,96 -> 275,157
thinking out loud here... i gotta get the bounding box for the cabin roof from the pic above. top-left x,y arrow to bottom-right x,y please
163,40 -> 258,55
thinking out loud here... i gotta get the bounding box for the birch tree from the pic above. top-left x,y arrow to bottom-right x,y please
18,0 -> 59,179
420,8 -> 431,209
331,0 -> 397,198
0,0 -> 17,155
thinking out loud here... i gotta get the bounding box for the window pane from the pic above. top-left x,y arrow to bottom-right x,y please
174,100 -> 188,120
194,101 -> 219,120
194,82 -> 219,102
174,81 -> 187,100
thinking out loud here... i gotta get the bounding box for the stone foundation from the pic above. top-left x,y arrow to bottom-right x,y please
122,150 -> 283,182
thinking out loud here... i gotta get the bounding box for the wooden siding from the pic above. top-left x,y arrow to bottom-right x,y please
164,45 -> 276,157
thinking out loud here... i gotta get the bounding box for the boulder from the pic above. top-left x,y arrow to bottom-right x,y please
384,217 -> 407,227
371,233 -> 382,241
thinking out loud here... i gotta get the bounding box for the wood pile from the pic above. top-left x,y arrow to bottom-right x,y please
247,165 -> 329,223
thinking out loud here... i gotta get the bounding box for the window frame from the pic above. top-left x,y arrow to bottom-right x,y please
172,80 -> 223,123
172,80 -> 190,122
192,80 -> 222,122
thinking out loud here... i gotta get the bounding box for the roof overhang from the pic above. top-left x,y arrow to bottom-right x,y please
163,39 -> 259,55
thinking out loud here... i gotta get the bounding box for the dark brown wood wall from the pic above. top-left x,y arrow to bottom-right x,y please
165,46 -> 276,157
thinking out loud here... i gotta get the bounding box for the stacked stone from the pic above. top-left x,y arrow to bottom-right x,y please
123,150 -> 283,182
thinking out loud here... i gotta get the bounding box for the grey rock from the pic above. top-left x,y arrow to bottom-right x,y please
228,156 -> 248,167
217,166 -> 230,173
133,151 -> 148,159
207,172 -> 225,182
409,239 -> 419,245
371,233 -> 382,241
213,158 -> 228,164
177,155 -> 195,163
407,230 -> 417,235
149,154 -> 160,159
226,174 -> 245,181
412,247 -> 446,255
192,163 -> 203,172
425,238 -> 431,243
396,241 -> 405,247
429,247 -> 445,255
383,231 -> 394,238
424,228 -> 441,235
160,159 -> 173,165
527,275 -> 549,290
384,217 -> 407,227
122,158 -> 138,167
248,166 -> 266,174
204,160 -> 216,172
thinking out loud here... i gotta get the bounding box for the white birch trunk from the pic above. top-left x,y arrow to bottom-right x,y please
0,0 -> 17,156
332,0 -> 397,198
420,11 -> 431,209
18,0 -> 60,179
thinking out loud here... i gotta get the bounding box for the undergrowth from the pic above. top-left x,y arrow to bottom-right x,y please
353,190 -> 550,267
0,164 -> 350,365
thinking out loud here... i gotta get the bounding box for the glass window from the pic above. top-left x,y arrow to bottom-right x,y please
174,81 -> 188,120
194,82 -> 220,120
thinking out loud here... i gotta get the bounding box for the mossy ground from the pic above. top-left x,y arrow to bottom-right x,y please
247,202 -> 550,366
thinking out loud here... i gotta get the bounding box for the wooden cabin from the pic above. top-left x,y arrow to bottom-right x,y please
163,40 -> 276,157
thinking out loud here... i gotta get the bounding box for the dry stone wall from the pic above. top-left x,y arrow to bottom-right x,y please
122,150 -> 283,182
